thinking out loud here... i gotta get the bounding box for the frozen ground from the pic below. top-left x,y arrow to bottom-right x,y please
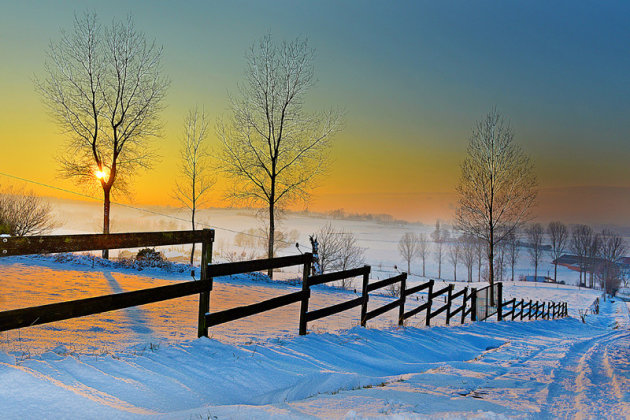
1,256 -> 626,418
0,203 -> 624,417
0,255 -> 599,355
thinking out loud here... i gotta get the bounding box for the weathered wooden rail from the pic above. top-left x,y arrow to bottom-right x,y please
0,230 -> 569,340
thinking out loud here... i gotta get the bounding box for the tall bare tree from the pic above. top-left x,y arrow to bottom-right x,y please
38,13 -> 168,257
505,229 -> 519,281
476,239 -> 484,281
547,221 -> 568,283
431,220 -> 449,279
398,232 -> 419,274
417,232 -> 429,277
217,34 -> 341,277
173,107 -> 215,264
0,185 -> 57,236
461,234 -> 476,282
527,223 -> 544,280
494,240 -> 507,282
571,224 -> 593,287
448,237 -> 463,281
455,109 -> 537,297
587,232 -> 601,288
599,229 -> 627,294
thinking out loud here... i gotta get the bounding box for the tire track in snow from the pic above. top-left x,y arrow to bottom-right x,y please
541,319 -> 630,418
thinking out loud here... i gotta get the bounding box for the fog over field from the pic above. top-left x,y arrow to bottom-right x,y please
44,196 -> 630,288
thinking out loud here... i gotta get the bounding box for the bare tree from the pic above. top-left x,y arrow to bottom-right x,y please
417,233 -> 429,277
455,109 -> 537,296
336,232 -> 365,289
173,107 -> 215,264
571,224 -> 593,287
476,239 -> 485,281
527,223 -> 544,280
448,237 -> 463,281
598,229 -> 627,294
313,223 -> 364,288
494,240 -> 507,282
547,221 -> 568,283
0,185 -> 57,236
398,232 -> 419,274
38,13 -> 168,258
600,229 -> 626,265
506,229 -> 519,281
217,34 -> 342,277
461,234 -> 476,282
255,209 -> 299,258
587,233 -> 601,288
312,223 -> 342,274
431,220 -> 449,279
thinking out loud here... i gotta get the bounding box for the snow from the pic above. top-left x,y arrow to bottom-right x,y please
1,255 -> 628,418
0,205 -> 627,417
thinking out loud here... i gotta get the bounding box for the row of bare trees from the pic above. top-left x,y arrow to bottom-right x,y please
398,219 -> 627,293
39,13 -> 341,272
398,228 -> 518,283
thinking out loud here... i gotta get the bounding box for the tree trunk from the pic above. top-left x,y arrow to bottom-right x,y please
190,207 -> 196,266
478,255 -> 481,282
102,186 -> 111,259
407,260 -> 411,275
268,200 -> 275,279
554,262 -> 557,283
488,240 -> 495,306
422,258 -> 425,277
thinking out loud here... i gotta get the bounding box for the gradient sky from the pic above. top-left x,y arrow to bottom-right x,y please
0,1 -> 629,223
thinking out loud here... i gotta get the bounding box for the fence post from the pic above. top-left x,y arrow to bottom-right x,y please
298,254 -> 312,335
445,284 -> 453,325
528,299 -> 534,320
398,273 -> 407,326
360,266 -> 370,327
426,280 -> 434,326
460,288 -> 468,324
497,282 -> 503,321
534,301 -> 539,319
564,302 -> 568,317
470,287 -> 477,322
197,228 -> 214,338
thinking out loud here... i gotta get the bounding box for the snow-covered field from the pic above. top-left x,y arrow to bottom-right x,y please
1,202 -> 627,418
1,252 -> 625,418
0,255 -> 627,418
0,255 -> 599,356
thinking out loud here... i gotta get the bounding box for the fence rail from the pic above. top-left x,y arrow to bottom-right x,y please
0,230 -> 570,339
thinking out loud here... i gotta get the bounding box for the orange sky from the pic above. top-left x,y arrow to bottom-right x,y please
1,2 -> 629,225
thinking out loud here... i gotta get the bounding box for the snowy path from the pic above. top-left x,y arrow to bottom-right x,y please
541,301 -> 630,419
1,302 -> 628,418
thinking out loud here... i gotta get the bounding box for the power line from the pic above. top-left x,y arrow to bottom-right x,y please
0,171 -> 309,250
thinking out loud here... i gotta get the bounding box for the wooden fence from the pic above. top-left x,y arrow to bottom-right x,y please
0,230 -> 569,339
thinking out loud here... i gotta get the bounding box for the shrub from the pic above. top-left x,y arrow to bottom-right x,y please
135,248 -> 164,263
0,185 -> 56,236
